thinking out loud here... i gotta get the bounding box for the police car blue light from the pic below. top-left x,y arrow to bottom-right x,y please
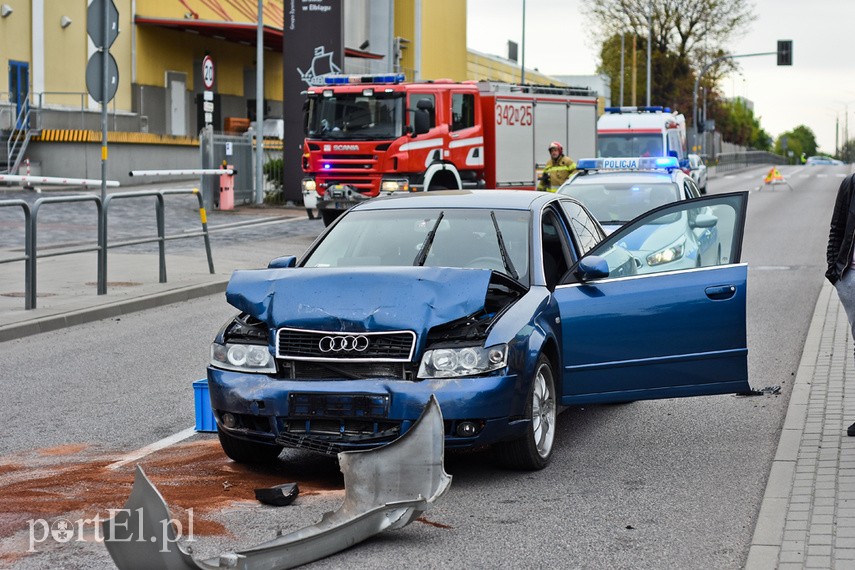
576,157 -> 679,171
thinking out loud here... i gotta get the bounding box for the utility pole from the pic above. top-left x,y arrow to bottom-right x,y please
521,0 -> 526,84
631,34 -> 637,106
620,34 -> 625,105
646,0 -> 651,106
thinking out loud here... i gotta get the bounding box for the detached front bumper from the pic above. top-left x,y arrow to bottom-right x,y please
207,367 -> 527,453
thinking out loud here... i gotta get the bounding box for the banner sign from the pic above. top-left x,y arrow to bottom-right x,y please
282,0 -> 343,202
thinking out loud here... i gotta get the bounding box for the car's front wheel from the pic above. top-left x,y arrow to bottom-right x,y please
217,427 -> 283,464
494,355 -> 557,470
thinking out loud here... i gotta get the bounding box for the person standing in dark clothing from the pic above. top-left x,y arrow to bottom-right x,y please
826,172 -> 855,436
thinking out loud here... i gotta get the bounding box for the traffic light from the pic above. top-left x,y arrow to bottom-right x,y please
777,40 -> 792,66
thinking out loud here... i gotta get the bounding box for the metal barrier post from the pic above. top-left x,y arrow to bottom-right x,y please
155,194 -> 166,282
0,200 -> 33,308
31,195 -> 103,309
165,188 -> 214,274
98,204 -> 106,295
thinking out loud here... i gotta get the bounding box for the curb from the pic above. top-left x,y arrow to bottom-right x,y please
743,279 -> 833,568
0,279 -> 229,343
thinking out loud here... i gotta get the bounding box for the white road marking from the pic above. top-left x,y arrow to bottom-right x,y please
107,426 -> 198,470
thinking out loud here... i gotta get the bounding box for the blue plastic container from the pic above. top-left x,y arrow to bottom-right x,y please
193,379 -> 217,432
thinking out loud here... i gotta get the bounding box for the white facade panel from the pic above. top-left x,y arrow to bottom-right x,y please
533,101 -> 567,167
494,97 -> 535,186
568,103 -> 597,159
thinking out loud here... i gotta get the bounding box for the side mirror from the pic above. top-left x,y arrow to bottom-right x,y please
413,110 -> 430,136
267,256 -> 297,269
574,255 -> 609,281
691,213 -> 718,228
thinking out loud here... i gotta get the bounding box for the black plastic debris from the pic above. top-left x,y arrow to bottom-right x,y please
736,385 -> 782,397
254,482 -> 299,506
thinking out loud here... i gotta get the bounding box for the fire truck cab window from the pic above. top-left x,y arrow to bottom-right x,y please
410,93 -> 436,129
452,93 -> 475,131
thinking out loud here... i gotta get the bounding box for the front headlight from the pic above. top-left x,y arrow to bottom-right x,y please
380,178 -> 409,192
646,235 -> 686,266
211,342 -> 276,373
418,344 -> 507,379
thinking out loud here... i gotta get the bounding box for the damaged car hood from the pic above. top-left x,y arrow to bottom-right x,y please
226,266 -> 496,332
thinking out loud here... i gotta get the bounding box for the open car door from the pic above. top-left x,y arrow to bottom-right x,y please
554,191 -> 749,404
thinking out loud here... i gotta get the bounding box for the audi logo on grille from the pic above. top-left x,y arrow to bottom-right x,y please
318,335 -> 370,353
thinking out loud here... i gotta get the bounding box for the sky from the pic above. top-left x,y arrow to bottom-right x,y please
467,0 -> 855,154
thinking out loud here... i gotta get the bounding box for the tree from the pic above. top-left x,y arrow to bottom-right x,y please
774,125 -> 818,162
712,98 -> 772,151
840,139 -> 855,163
586,0 -> 755,119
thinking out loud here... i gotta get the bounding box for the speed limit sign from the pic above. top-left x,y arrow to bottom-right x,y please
202,55 -> 215,90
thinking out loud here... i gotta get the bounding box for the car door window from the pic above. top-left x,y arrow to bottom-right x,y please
572,192 -> 748,280
541,208 -> 573,288
559,200 -> 604,256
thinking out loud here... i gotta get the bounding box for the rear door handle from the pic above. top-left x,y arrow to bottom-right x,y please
705,285 -> 736,301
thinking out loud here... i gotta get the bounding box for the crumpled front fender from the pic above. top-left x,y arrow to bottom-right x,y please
104,396 -> 451,569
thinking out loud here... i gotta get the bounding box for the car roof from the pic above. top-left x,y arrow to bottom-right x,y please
351,189 -> 563,212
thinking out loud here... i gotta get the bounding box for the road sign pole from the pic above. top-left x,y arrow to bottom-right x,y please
98,0 -> 109,295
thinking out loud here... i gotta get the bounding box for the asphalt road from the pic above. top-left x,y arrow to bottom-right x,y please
0,164 -> 847,569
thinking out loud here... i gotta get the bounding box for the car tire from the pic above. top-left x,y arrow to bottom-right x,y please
493,354 -> 557,470
217,427 -> 283,464
320,209 -> 341,227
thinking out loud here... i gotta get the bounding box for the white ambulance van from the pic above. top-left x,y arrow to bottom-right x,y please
597,106 -> 687,164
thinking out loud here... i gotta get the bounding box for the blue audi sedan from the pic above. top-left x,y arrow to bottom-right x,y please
208,189 -> 749,470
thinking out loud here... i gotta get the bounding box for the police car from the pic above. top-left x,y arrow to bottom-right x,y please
557,156 -> 725,269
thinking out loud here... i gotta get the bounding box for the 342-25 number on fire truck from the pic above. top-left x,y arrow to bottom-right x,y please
496,103 -> 532,126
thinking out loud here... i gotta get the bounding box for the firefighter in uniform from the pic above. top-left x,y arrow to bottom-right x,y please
537,141 -> 577,192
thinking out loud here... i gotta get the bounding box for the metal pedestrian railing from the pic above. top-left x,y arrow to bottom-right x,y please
0,189 -> 214,309
0,200 -> 33,308
712,151 -> 787,175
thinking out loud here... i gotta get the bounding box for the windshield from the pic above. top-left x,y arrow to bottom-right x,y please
306,93 -> 404,140
598,134 -> 664,157
561,180 -> 679,225
303,208 -> 531,284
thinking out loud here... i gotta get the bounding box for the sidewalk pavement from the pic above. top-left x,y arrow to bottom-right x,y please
1,202 -> 853,568
0,204 -> 319,342
746,279 -> 855,569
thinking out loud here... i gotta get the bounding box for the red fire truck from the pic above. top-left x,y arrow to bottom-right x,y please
301,74 -> 599,224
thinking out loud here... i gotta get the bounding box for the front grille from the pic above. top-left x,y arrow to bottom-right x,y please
321,153 -> 375,160
278,361 -> 413,380
276,419 -> 402,455
277,328 -> 416,361
288,393 -> 390,418
319,154 -> 377,171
